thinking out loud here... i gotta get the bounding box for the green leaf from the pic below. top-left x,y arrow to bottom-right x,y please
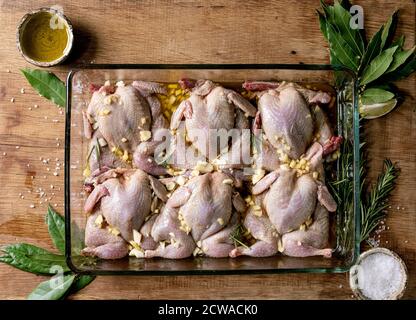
332,1 -> 364,56
386,46 -> 415,73
20,69 -> 66,107
320,0 -> 334,21
27,274 -> 75,300
318,10 -> 329,41
381,11 -> 398,49
360,46 -> 398,85
46,205 -> 66,254
360,98 -> 397,119
327,23 -> 360,70
392,35 -> 405,48
339,0 -> 352,10
70,275 -> 95,294
360,88 -> 395,105
0,243 -> 69,275
359,26 -> 383,73
379,56 -> 416,82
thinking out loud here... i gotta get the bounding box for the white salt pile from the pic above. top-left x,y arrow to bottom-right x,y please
352,249 -> 407,300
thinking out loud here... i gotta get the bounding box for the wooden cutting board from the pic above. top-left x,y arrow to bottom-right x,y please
0,0 -> 415,300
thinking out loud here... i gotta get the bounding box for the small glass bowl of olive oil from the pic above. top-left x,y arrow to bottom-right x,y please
16,7 -> 74,67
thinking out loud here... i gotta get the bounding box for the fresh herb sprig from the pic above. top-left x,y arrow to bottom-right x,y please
328,140 -> 400,245
318,0 -> 416,118
230,224 -> 250,249
0,205 -> 95,300
360,159 -> 400,241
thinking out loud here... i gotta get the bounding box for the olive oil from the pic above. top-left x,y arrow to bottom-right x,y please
20,12 -> 69,62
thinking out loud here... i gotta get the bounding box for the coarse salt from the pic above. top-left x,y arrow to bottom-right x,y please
352,250 -> 406,300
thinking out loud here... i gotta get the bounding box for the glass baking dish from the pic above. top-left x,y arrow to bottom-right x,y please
65,64 -> 360,275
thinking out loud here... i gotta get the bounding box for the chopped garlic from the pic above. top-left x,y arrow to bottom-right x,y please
140,117 -> 147,125
121,137 -> 128,143
99,109 -> 111,116
191,169 -> 200,176
140,130 -> 152,142
133,229 -> 142,244
129,248 -> 144,258
252,169 -> 265,185
217,218 -> 224,225
280,153 -> 290,163
253,208 -> 262,217
176,176 -> 187,186
277,239 -> 284,252
121,150 -> 129,162
222,178 -> 233,185
94,214 -> 104,228
312,171 -> 319,180
104,80 -> 111,87
193,247 -> 204,257
104,94 -> 119,105
83,166 -> 91,178
195,161 -> 214,173
108,226 -> 121,236
98,137 -> 107,147
166,181 -> 176,191
116,81 -> 125,87
305,216 -> 313,227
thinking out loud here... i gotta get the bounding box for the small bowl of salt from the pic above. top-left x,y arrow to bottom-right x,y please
349,248 -> 408,300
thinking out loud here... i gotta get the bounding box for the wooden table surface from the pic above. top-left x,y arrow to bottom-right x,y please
0,0 -> 415,300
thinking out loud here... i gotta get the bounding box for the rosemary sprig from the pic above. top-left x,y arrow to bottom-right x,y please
360,159 -> 400,241
328,139 -> 400,248
230,224 -> 250,249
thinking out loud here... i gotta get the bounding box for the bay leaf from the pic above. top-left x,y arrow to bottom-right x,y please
381,11 -> 398,49
392,35 -> 405,49
69,275 -> 96,294
46,205 -> 66,254
0,243 -> 69,275
359,26 -> 383,74
21,68 -> 66,107
360,46 -> 398,85
386,46 -> 415,73
382,57 -> 416,82
360,98 -> 398,119
318,10 -> 329,41
333,1 -> 364,56
360,88 -> 395,105
27,274 -> 75,300
327,23 -> 360,70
